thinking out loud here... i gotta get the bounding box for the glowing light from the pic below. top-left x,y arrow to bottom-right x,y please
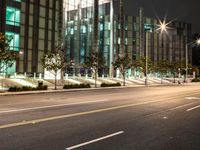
156,19 -> 171,34
197,38 -> 200,45
160,23 -> 167,32
19,51 -> 23,55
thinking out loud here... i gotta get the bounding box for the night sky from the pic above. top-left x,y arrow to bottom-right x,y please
125,0 -> 200,34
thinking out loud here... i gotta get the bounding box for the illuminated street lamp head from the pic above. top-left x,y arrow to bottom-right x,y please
156,19 -> 170,34
197,38 -> 200,45
160,23 -> 166,32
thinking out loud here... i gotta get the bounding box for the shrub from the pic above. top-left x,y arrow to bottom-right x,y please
101,82 -> 121,87
8,85 -> 48,92
36,85 -> 48,90
22,86 -> 34,91
191,78 -> 200,82
63,84 -> 91,89
8,86 -> 22,92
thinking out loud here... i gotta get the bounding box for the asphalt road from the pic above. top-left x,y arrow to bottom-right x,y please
0,84 -> 200,150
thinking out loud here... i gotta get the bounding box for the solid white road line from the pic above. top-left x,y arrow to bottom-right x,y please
65,131 -> 124,150
185,97 -> 200,100
169,102 -> 200,111
0,99 -> 109,114
186,105 -> 200,112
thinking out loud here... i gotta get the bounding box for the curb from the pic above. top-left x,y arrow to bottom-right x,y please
0,83 -> 189,96
0,85 -> 143,96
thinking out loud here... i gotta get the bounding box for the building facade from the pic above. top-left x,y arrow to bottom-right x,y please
64,1 -> 192,76
0,0 -> 192,77
0,0 -> 62,75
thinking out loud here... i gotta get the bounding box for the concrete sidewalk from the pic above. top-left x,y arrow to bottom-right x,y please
0,82 -> 183,96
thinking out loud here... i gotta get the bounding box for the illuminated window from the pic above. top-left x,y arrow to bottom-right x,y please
6,7 -> 20,26
81,26 -> 87,33
6,32 -> 20,51
6,61 -> 16,75
100,24 -> 104,31
0,60 -> 16,75
70,28 -> 74,35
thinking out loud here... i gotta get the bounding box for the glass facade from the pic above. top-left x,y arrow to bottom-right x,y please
63,1 -> 192,76
0,1 -> 21,75
5,32 -> 20,51
64,0 -> 112,75
6,6 -> 20,26
0,0 -> 192,76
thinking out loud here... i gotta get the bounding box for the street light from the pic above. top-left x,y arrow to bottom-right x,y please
185,38 -> 200,82
145,20 -> 168,85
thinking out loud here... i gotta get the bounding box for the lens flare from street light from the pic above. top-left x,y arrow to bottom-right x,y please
156,19 -> 171,34
160,22 -> 167,32
197,38 -> 200,45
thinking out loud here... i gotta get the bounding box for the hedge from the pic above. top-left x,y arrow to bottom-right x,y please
8,85 -> 48,92
63,84 -> 91,89
191,78 -> 200,82
101,82 -> 121,87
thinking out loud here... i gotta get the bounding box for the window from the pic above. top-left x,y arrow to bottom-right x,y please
100,24 -> 104,31
0,61 -> 16,75
6,61 -> 16,75
6,7 -> 20,26
6,32 -> 20,51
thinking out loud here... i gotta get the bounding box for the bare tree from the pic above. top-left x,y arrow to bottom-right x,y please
41,46 -> 68,90
112,54 -> 131,86
155,60 -> 170,84
133,56 -> 153,77
84,51 -> 106,88
168,61 -> 180,83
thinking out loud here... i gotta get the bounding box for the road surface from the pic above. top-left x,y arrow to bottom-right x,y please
0,84 -> 200,150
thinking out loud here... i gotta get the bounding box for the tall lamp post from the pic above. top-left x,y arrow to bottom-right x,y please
185,38 -> 200,82
145,31 -> 149,85
145,21 -> 168,85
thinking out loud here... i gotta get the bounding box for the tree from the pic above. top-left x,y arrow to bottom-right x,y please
0,32 -> 18,75
168,61 -> 180,83
133,56 -> 153,77
112,54 -> 131,86
189,64 -> 199,77
155,60 -> 169,84
84,51 -> 105,88
41,46 -> 68,90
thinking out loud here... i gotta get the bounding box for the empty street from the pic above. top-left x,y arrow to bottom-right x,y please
0,84 -> 200,150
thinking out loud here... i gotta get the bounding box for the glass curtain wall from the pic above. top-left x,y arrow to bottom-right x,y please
2,1 -> 21,75
63,0 -> 110,76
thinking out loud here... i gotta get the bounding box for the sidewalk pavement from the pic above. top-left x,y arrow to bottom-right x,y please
0,82 -> 194,97
0,84 -> 153,96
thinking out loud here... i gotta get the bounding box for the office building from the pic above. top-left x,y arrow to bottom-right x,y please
0,0 -> 192,77
0,0 -> 62,75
